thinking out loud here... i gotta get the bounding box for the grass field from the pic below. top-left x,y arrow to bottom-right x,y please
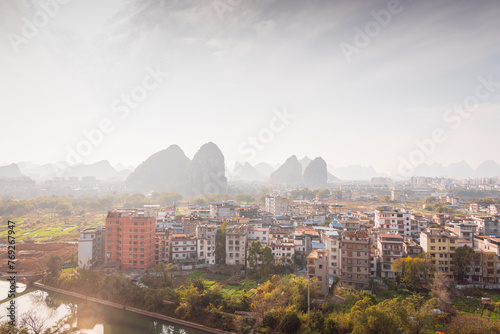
0,212 -> 106,242
189,271 -> 259,298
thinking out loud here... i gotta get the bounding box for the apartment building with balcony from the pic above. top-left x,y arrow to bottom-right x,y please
473,236 -> 500,283
473,216 -> 500,236
307,248 -> 329,295
226,225 -> 247,266
321,230 -> 341,276
265,195 -> 292,216
248,227 -> 269,245
170,234 -> 197,262
270,241 -> 295,265
377,234 -> 404,279
155,228 -> 172,264
375,208 -> 412,236
420,228 -> 459,281
196,224 -> 217,265
105,209 -> 156,271
340,230 -> 371,289
78,226 -> 105,268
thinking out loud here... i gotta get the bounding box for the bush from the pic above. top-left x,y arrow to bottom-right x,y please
262,309 -> 280,329
280,310 -> 301,334
324,318 -> 340,334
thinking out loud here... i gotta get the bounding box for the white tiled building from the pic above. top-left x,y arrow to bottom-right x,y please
375,208 -> 412,236
196,224 -> 217,265
266,195 -> 292,216
226,225 -> 247,266
248,227 -> 270,245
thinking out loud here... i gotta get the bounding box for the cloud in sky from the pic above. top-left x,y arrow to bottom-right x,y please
0,0 -> 499,172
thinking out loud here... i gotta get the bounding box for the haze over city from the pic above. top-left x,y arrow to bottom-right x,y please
1,0 -> 500,173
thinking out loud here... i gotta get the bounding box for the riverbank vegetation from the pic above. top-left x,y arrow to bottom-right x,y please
37,255 -> 500,334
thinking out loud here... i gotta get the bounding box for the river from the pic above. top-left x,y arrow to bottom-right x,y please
0,280 -> 208,334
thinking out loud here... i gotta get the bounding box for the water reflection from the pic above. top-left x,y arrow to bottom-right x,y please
0,281 -> 207,334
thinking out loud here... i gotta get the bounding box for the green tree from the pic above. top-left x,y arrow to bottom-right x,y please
452,245 -> 476,283
261,246 -> 274,276
215,222 -> 228,264
316,189 -> 330,199
349,297 -> 399,334
236,194 -> 255,204
324,318 -> 340,334
443,314 -> 500,334
392,255 -> 435,290
280,310 -> 301,334
46,255 -> 63,278
54,202 -> 73,216
158,192 -> 183,207
247,241 -> 262,270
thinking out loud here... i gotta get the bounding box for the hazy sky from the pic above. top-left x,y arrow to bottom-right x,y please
1,0 -> 499,173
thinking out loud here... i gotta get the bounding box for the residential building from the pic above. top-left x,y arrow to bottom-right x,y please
340,230 -> 371,289
375,208 -> 412,236
446,221 -> 477,241
473,216 -> 500,236
105,209 -> 156,271
270,241 -> 295,265
377,234 -> 404,279
473,236 -> 500,284
265,195 -> 292,216
196,224 -> 217,265
155,228 -> 172,263
226,225 -> 247,266
170,234 -> 197,262
307,248 -> 329,295
248,227 -> 270,245
403,237 -> 423,257
78,226 -> 105,268
182,216 -> 207,236
210,202 -> 238,218
420,228 -> 459,281
321,230 -> 341,276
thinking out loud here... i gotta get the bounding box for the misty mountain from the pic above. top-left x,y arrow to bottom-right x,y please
299,156 -> 312,172
125,145 -> 190,192
0,163 -> 24,178
411,163 -> 446,177
303,157 -> 327,187
475,160 -> 500,177
56,160 -> 119,179
328,164 -> 379,180
270,155 -> 303,185
230,162 -> 267,182
409,160 -> 498,178
446,160 -> 475,178
328,172 -> 341,182
185,142 -> 227,196
254,162 -> 275,177
18,161 -> 63,179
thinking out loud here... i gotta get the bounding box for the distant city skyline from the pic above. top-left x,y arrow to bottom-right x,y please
1,0 -> 499,174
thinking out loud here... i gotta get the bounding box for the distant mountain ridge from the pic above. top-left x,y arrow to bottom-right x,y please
5,155 -> 500,183
270,155 -> 303,185
0,163 -> 23,178
125,142 -> 227,195
16,161 -> 132,180
408,160 -> 500,178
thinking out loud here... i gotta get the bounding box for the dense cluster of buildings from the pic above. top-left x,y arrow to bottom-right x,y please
78,195 -> 500,295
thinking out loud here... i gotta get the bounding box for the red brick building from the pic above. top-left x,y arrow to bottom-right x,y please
105,209 -> 156,271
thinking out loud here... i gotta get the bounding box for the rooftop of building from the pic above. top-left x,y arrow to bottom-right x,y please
307,248 -> 328,259
379,234 -> 404,240
311,242 -> 326,249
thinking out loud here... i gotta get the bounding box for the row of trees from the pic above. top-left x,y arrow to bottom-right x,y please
392,246 -> 483,291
